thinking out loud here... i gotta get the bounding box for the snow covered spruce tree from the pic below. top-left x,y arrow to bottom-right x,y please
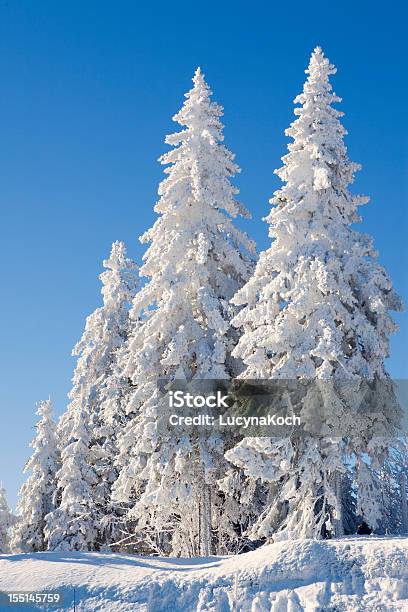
45,241 -> 138,551
226,47 -> 403,540
11,399 -> 59,552
0,486 -> 15,553
113,68 -> 255,556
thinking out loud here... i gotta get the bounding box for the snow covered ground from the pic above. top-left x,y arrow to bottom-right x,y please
1,537 -> 407,611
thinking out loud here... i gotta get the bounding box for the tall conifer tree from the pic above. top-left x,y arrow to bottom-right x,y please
113,68 -> 255,556
46,242 -> 138,550
226,48 -> 403,539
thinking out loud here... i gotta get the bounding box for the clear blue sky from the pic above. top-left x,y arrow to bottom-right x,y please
1,1 -> 406,508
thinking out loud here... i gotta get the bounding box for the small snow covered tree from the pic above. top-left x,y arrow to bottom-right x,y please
11,399 -> 59,552
113,68 -> 255,556
0,486 -> 15,553
45,241 -> 138,551
226,47 -> 403,540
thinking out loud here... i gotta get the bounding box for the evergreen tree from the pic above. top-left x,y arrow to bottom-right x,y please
45,241 -> 138,551
11,400 -> 59,552
378,439 -> 408,534
226,47 -> 403,539
113,68 -> 255,556
0,486 -> 15,553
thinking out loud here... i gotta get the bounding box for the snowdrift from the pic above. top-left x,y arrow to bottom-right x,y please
1,537 -> 407,611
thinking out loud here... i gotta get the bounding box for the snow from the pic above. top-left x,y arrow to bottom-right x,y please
1,537 -> 408,611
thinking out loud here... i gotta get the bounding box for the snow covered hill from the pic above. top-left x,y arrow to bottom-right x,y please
1,537 -> 407,611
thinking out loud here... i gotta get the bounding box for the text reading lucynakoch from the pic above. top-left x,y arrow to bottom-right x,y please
169,414 -> 301,428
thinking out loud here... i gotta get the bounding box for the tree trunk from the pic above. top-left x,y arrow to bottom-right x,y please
400,472 -> 408,534
199,483 -> 212,556
333,471 -> 344,537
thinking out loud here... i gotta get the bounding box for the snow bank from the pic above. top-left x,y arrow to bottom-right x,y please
0,537 -> 407,611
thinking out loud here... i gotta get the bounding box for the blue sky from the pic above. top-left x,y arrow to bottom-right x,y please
1,1 -> 406,508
